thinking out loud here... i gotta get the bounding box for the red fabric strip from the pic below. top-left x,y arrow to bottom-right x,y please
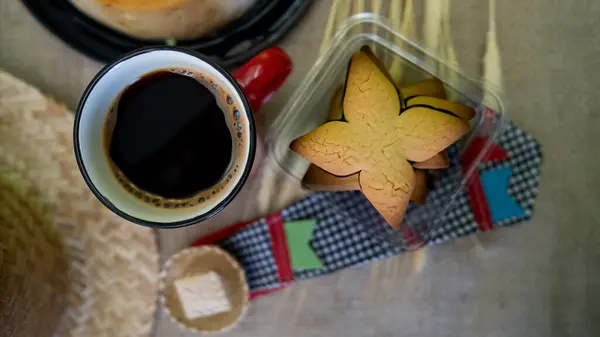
464,167 -> 493,231
190,212 -> 294,300
462,136 -> 508,232
267,213 -> 294,284
190,220 -> 254,246
250,284 -> 289,300
400,226 -> 426,249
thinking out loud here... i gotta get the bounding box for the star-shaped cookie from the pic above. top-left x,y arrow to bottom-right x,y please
291,50 -> 471,228
305,78 -> 474,192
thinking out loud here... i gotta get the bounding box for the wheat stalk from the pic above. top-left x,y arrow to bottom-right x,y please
319,0 -> 343,55
423,0 -> 443,68
388,0 -> 405,81
440,0 -> 460,101
371,0 -> 384,55
372,0 -> 384,15
482,0 -> 503,111
353,0 -> 366,15
399,0 -> 416,83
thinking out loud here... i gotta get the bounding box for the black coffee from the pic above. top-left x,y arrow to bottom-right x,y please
107,70 -> 233,199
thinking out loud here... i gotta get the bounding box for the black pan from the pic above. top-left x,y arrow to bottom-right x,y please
21,0 -> 312,68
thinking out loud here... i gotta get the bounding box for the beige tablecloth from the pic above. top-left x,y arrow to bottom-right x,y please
1,0 -> 600,336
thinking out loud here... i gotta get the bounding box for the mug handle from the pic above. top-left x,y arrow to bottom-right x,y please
233,47 -> 293,113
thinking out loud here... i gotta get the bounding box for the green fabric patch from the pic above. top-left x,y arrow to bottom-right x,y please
283,220 -> 324,270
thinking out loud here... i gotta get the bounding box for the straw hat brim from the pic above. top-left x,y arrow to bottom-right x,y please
0,177 -> 70,337
0,70 -> 160,337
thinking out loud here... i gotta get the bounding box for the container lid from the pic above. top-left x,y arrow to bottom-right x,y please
265,14 -> 506,243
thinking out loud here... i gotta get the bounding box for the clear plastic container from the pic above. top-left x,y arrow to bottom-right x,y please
266,13 -> 506,249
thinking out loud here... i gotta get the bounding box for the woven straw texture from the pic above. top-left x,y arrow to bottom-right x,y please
160,246 -> 249,334
0,70 -> 159,337
0,177 -> 69,337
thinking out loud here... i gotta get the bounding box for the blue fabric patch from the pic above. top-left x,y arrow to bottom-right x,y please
481,167 -> 526,222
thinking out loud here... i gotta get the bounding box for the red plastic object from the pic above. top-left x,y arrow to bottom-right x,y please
233,47 -> 293,113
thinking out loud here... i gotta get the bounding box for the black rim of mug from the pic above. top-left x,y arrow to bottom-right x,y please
73,46 -> 256,229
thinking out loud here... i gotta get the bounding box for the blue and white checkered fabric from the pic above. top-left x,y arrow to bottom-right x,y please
218,121 -> 543,292
220,219 -> 280,290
